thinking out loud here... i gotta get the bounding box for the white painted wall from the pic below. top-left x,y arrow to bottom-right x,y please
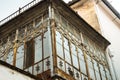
95,1 -> 120,80
0,65 -> 35,80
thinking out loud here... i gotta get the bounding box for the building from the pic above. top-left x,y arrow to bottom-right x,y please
69,0 -> 120,80
0,0 -> 114,80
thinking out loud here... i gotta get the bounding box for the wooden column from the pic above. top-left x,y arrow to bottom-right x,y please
51,20 -> 57,74
13,43 -> 18,66
13,29 -> 19,66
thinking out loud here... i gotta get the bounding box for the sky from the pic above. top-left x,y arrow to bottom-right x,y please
107,0 -> 120,13
0,0 -> 120,21
0,0 -> 71,20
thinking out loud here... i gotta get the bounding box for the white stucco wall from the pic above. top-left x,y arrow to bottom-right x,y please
95,2 -> 120,80
0,65 -> 35,80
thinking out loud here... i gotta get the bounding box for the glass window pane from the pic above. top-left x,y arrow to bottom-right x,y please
80,60 -> 86,74
71,43 -> 76,55
35,36 -> 42,63
6,50 -> 13,65
89,68 -> 95,79
72,54 -> 79,68
17,45 -> 24,58
16,45 -> 24,69
44,32 -> 50,58
64,38 -> 69,50
87,55 -> 93,68
96,71 -> 101,80
56,31 -> 62,44
16,58 -> 23,69
56,42 -> 64,58
65,50 -> 71,64
78,48 -> 84,60
106,68 -> 111,80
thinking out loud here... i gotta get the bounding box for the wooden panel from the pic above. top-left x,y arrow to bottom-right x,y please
56,68 -> 75,80
37,69 -> 52,80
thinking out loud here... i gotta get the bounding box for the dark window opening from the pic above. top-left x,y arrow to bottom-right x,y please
24,39 -> 35,68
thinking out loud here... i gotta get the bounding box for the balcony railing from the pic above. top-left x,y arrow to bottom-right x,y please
0,0 -> 41,26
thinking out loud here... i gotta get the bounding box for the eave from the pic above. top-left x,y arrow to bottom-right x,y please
102,0 -> 120,20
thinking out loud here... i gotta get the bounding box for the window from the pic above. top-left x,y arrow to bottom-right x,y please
6,49 -> 13,65
100,64 -> 106,80
43,32 -> 50,58
64,37 -> 71,64
35,36 -> 42,63
16,45 -> 24,69
80,60 -> 86,74
93,60 -> 101,80
56,31 -> 64,58
105,68 -> 111,80
78,48 -> 86,74
24,39 -> 35,68
87,55 -> 95,79
56,42 -> 63,58
71,43 -> 79,68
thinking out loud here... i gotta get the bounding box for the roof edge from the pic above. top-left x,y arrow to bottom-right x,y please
101,0 -> 120,19
68,0 -> 80,6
